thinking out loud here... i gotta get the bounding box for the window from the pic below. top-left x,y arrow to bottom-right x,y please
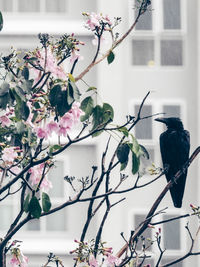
129,99 -> 186,167
0,0 -> 66,13
129,0 -> 185,67
0,0 -> 97,20
130,211 -> 186,266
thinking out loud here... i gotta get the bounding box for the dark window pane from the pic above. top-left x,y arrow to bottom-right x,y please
0,0 -> 13,12
134,214 -> 152,251
45,0 -> 67,13
163,0 -> 181,29
135,8 -> 152,30
132,40 -> 154,65
18,0 -> 40,12
135,105 -> 152,139
163,214 -> 181,250
163,105 -> 181,117
161,40 -> 183,66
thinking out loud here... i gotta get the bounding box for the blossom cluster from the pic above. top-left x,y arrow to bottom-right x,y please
29,163 -> 52,191
83,12 -> 112,31
35,101 -> 84,139
10,248 -> 28,267
70,240 -> 121,267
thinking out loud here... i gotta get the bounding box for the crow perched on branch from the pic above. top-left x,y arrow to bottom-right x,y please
155,117 -> 190,208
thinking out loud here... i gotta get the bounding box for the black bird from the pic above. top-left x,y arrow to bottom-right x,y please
155,117 -> 190,208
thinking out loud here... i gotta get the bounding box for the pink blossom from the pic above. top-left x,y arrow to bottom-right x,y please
10,255 -> 20,267
59,112 -> 74,129
10,253 -> 28,267
104,15 -> 112,26
86,12 -> 101,30
10,166 -> 21,175
35,48 -> 66,81
0,115 -> 11,127
104,253 -> 121,266
2,147 -> 18,163
35,127 -> 49,139
70,50 -> 83,64
89,254 -> 99,267
29,163 -> 52,191
57,126 -> 68,137
46,121 -> 59,136
70,102 -> 84,122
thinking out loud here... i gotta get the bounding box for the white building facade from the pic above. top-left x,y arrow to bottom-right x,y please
0,0 -> 199,266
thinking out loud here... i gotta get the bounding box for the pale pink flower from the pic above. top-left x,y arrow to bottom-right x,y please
70,102 -> 84,122
10,255 -> 20,267
104,253 -> 121,266
57,126 -> 68,137
10,252 -> 28,267
46,121 -> 59,136
70,50 -> 83,64
104,15 -> 112,26
0,115 -> 11,127
10,166 -> 21,175
29,163 -> 52,191
35,127 -> 49,139
59,112 -> 74,129
86,12 -> 101,30
2,147 -> 18,163
89,254 -> 99,267
34,48 -> 66,81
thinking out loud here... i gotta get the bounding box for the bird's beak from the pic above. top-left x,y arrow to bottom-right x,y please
154,117 -> 167,124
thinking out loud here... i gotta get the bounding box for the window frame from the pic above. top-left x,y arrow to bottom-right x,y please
128,0 -> 187,68
128,208 -> 188,266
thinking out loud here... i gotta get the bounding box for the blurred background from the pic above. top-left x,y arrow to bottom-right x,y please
0,0 -> 199,266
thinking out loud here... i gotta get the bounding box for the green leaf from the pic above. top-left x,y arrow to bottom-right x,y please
120,160 -> 128,171
15,101 -> 30,121
117,126 -> 129,137
29,196 -> 42,219
15,86 -> 26,101
107,51 -> 115,64
91,105 -> 104,137
49,85 -> 62,107
0,93 -> 10,109
23,194 -> 30,213
139,144 -> 150,159
80,96 -> 94,122
132,152 -> 140,175
16,121 -> 26,134
0,11 -> 3,32
67,83 -> 74,105
49,144 -> 62,155
117,143 -> 130,164
49,85 -> 71,116
102,103 -> 114,122
22,66 -> 29,80
129,134 -> 140,156
42,192 -> 51,212
68,81 -> 81,102
91,103 -> 114,137
68,73 -> 75,83
0,82 -> 10,96
22,79 -> 33,94
86,86 -> 97,92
